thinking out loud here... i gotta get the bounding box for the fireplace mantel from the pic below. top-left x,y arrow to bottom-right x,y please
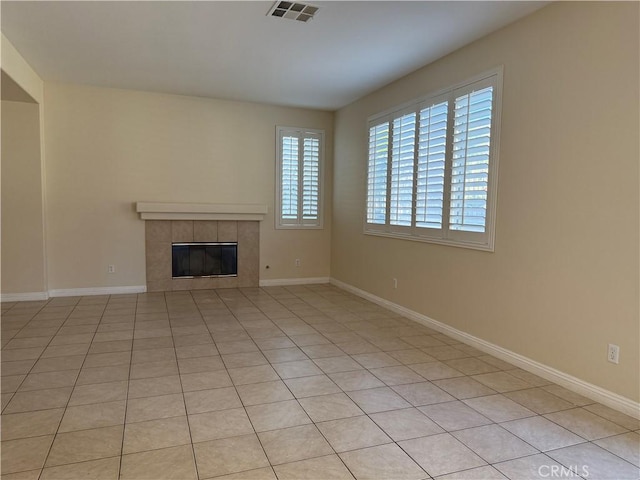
136,202 -> 268,221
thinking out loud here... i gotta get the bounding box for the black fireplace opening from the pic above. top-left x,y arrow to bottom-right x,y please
172,242 -> 238,278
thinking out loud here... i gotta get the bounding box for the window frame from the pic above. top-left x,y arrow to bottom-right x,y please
364,67 -> 503,252
275,126 -> 325,230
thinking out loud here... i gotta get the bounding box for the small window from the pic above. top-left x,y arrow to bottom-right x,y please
365,68 -> 502,251
276,126 -> 324,229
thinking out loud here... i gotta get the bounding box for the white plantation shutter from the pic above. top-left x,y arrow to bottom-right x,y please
416,100 -> 448,231
450,85 -> 493,233
281,136 -> 299,220
302,137 -> 320,219
367,123 -> 389,225
390,113 -> 416,227
276,127 -> 324,228
365,68 -> 501,251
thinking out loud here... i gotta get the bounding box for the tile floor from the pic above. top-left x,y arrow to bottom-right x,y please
1,284 -> 639,480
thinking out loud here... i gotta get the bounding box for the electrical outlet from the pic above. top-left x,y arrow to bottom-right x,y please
607,344 -> 620,364
393,278 -> 398,289
108,265 -> 115,274
295,259 -> 301,267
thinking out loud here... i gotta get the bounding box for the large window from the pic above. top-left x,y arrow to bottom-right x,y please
276,126 -> 324,229
366,69 -> 502,251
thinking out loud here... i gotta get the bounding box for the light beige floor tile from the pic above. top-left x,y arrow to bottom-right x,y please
88,340 -> 132,355
471,371 -> 533,392
300,344 -> 344,359
544,408 -> 628,440
222,351 -> 268,368
284,375 -> 341,398
19,370 -> 79,392
370,407 -> 444,441
120,444 -> 197,480
130,360 -> 179,379
193,434 -> 269,478
189,407 -> 254,442
312,356 -> 363,374
46,425 -> 123,467
431,377 -> 496,399
435,465 -> 507,479
31,355 -> 85,373
184,386 -> 242,414
542,385 -> 594,407
289,333 -> 330,347
126,393 -> 185,423
68,380 -> 128,406
216,340 -> 259,355
452,424 -> 538,463
131,347 -> 176,364
4,387 -> 73,414
40,457 -> 121,480
369,366 -> 426,386
493,453 -> 566,480
2,375 -> 27,393
181,370 -> 233,391
236,380 -> 295,406
594,432 -> 640,467
546,443 -> 639,479
123,416 -> 191,454
505,368 -> 551,387
59,400 -> 126,432
246,399 -> 312,432
399,433 -> 486,477
2,347 -> 46,362
210,466 -> 277,479
228,365 -> 280,386
178,355 -> 225,374
317,415 -> 391,452
274,454 -> 355,480
298,392 -> 364,422
262,347 -> 308,363
351,352 -> 401,369
463,394 -> 536,422
339,443 -> 426,480
391,381 -> 455,406
504,387 -> 574,414
408,362 -> 465,381
271,360 -> 323,379
83,352 -> 131,368
1,435 -> 54,474
128,375 -> 182,399
258,424 -> 333,465
328,370 -> 385,391
387,349 -> 437,365
76,365 -> 130,386
1,408 -> 64,440
346,386 -> 411,413
501,416 -> 585,451
1,361 -> 38,377
585,404 -> 640,431
443,358 -> 500,375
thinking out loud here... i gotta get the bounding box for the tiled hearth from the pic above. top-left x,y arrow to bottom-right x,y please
145,220 -> 259,292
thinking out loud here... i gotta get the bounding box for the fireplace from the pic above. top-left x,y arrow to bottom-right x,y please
172,242 -> 238,278
137,202 -> 266,292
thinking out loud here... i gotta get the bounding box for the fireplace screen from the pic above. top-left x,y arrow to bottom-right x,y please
172,242 -> 238,278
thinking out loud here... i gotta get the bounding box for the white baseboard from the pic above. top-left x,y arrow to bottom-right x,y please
330,277 -> 640,420
259,277 -> 330,287
1,291 -> 49,302
48,285 -> 147,297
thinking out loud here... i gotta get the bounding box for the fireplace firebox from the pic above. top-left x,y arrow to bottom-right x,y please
172,242 -> 238,278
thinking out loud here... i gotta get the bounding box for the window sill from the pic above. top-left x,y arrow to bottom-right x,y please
363,228 -> 494,252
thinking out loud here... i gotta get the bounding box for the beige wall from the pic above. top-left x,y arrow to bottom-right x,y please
1,100 -> 46,294
43,83 -> 333,290
331,2 -> 639,402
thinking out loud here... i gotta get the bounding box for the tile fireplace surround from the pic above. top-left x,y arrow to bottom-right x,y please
145,220 -> 259,292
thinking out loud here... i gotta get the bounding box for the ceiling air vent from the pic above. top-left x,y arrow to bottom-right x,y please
268,1 -> 318,22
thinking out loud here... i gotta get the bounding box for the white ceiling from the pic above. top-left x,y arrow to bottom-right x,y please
1,1 -> 546,110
